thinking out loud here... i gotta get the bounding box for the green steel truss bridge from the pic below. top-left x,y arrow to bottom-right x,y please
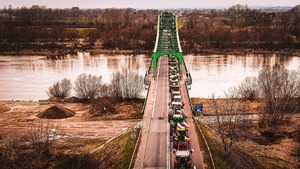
153,12 -> 183,72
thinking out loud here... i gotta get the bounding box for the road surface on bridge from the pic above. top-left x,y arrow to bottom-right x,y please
134,56 -> 205,169
143,56 -> 169,168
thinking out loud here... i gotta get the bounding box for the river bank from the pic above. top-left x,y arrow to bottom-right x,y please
1,48 -> 300,57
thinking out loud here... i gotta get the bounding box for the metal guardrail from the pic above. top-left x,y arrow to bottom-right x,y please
141,79 -> 151,115
128,124 -> 142,169
192,115 -> 216,169
141,55 -> 154,115
148,57 -> 154,74
182,57 -> 192,85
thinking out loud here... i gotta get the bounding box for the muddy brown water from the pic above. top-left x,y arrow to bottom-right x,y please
184,54 -> 300,98
0,53 -> 299,100
0,53 -> 150,101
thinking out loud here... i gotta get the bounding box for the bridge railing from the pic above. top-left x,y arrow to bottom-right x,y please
142,67 -> 152,115
182,56 -> 192,85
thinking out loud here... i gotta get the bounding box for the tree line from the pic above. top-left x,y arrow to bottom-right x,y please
0,4 -> 299,53
180,4 -> 300,52
47,71 -> 144,101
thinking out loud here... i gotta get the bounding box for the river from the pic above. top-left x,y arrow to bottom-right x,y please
184,54 -> 300,97
0,53 -> 150,101
0,53 -> 299,100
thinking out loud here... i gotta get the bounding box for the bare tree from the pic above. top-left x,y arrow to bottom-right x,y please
257,65 -> 300,126
74,73 -> 102,100
46,78 -> 72,99
123,71 -> 144,99
209,91 -> 245,159
111,71 -> 144,99
111,72 -> 123,98
99,84 -> 114,97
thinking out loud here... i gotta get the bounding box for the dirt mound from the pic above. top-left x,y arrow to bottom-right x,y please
0,104 -> 10,113
37,105 -> 75,119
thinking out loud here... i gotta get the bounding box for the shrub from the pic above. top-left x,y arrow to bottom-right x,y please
238,77 -> 259,101
29,121 -> 59,159
46,78 -> 72,99
74,73 -> 102,100
111,71 -> 144,99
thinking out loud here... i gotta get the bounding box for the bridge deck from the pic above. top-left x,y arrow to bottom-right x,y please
134,57 -> 204,169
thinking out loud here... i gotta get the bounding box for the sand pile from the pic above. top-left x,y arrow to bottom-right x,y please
0,104 -> 10,113
37,105 -> 75,119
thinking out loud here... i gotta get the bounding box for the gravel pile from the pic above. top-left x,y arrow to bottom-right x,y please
37,105 -> 75,119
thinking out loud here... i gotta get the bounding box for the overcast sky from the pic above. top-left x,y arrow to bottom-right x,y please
1,0 -> 299,9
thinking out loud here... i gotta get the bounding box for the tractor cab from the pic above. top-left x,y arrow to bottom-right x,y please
169,74 -> 179,80
176,135 -> 191,143
170,85 -> 180,94
174,150 -> 192,169
171,101 -> 183,110
173,95 -> 182,102
169,65 -> 177,71
170,84 -> 180,91
170,83 -> 180,91
169,114 -> 184,124
170,114 -> 185,135
175,109 -> 187,117
169,78 -> 179,84
176,126 -> 188,136
169,61 -> 177,67
169,69 -> 177,76
172,114 -> 184,122
175,140 -> 189,151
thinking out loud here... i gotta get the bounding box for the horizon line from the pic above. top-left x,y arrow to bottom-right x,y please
0,4 -> 296,10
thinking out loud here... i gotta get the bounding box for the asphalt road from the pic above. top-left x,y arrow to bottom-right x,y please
143,56 -> 170,168
138,56 -> 204,169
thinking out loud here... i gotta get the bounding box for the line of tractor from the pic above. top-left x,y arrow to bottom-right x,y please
167,55 -> 195,169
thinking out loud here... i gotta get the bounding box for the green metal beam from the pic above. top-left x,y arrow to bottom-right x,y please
153,12 -> 183,72
152,52 -> 183,71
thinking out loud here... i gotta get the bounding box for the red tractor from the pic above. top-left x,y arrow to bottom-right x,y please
173,150 -> 193,169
